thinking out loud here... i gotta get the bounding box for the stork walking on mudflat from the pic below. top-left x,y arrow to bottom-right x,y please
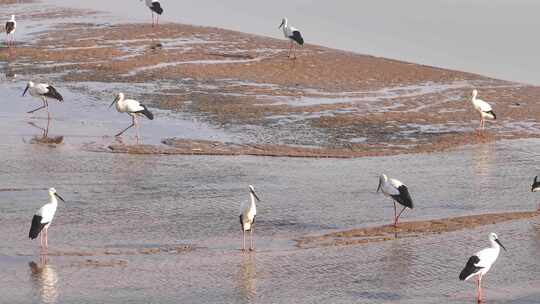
142,0 -> 163,27
5,15 -> 16,47
376,174 -> 414,227
22,81 -> 64,116
29,188 -> 66,250
110,92 -> 154,140
470,89 -> 496,134
278,17 -> 304,59
459,232 -> 506,303
239,185 -> 260,251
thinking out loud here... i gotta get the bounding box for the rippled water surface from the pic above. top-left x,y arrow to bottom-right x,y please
1,1 -> 540,303
0,79 -> 540,303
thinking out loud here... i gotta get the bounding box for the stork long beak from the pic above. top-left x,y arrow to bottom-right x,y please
376,180 -> 382,193
109,96 -> 119,109
278,21 -> 284,29
495,238 -> 507,251
22,84 -> 29,96
54,193 -> 66,203
251,189 -> 261,202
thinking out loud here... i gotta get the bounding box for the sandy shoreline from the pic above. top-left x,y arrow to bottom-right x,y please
297,211 -> 540,248
2,0 -> 540,157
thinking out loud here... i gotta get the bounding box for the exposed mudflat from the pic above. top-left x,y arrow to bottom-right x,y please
3,1 -> 540,303
297,211 -> 540,248
3,1 -> 540,156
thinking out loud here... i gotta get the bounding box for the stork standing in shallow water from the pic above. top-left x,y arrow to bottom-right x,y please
29,188 -> 66,250
278,17 -> 304,59
22,81 -> 64,117
110,92 -> 154,140
376,174 -> 414,227
5,15 -> 16,47
142,0 -> 164,27
459,232 -> 506,303
470,89 -> 496,134
239,185 -> 260,251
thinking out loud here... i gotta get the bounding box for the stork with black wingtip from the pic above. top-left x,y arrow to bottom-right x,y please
470,89 -> 496,135
29,188 -> 66,250
239,185 -> 260,251
531,176 -> 540,192
459,232 -> 506,303
141,0 -> 164,27
110,92 -> 154,140
278,17 -> 304,59
376,174 -> 414,227
22,81 -> 64,117
5,15 -> 16,47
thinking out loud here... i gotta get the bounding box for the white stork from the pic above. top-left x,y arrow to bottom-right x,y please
470,89 -> 496,134
278,17 -> 304,59
459,232 -> 506,303
29,188 -> 66,250
5,15 -> 16,47
376,174 -> 414,227
141,0 -> 164,27
110,92 -> 154,140
22,81 -> 64,116
239,185 -> 260,251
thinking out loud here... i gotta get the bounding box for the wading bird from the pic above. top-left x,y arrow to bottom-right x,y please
29,188 -> 66,250
110,92 -> 154,140
470,89 -> 496,134
531,176 -> 540,192
278,17 -> 304,59
22,81 -> 64,116
5,15 -> 16,47
239,185 -> 260,251
376,174 -> 414,227
142,0 -> 163,27
459,232 -> 506,303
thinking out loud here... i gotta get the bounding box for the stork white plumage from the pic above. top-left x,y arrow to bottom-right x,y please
239,185 -> 260,251
278,17 -> 304,59
471,89 -> 496,134
109,92 -> 154,140
459,232 -> 506,303
5,15 -> 16,47
376,174 -> 414,227
141,0 -> 164,27
29,188 -> 66,250
22,81 -> 64,116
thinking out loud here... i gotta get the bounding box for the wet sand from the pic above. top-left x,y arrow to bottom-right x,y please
3,0 -> 540,156
297,211 -> 540,248
2,1 -> 540,303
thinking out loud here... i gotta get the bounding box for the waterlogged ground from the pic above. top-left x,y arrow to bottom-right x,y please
1,1 -> 540,303
4,0 -> 540,156
1,102 -> 540,303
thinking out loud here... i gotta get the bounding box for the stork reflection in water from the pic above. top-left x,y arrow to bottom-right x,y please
29,255 -> 59,304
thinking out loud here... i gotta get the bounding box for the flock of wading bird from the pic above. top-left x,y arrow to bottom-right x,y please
4,1 -> 539,302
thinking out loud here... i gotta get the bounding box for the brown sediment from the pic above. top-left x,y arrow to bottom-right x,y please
70,259 -> 128,268
29,136 -> 64,145
0,0 -> 34,4
81,131 -> 531,158
296,211 -> 540,248
3,4 -> 540,156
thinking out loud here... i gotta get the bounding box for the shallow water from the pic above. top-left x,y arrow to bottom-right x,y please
2,1 -> 540,303
1,77 -> 540,302
45,0 -> 540,85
